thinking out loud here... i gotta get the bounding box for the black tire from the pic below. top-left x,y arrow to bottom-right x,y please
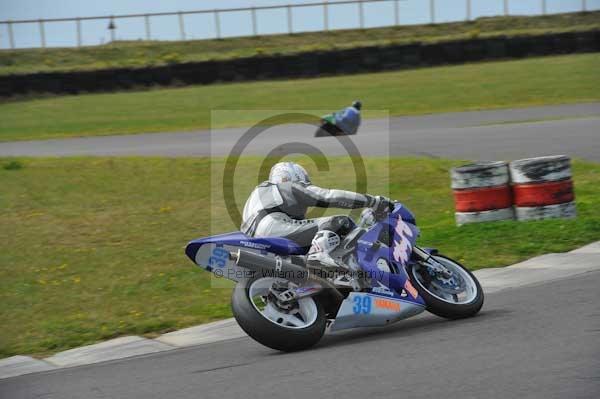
231,277 -> 327,352
314,128 -> 329,137
409,255 -> 484,320
315,122 -> 343,137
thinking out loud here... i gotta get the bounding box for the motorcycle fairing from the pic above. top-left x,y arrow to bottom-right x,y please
186,232 -> 307,282
332,204 -> 426,332
322,113 -> 336,125
329,292 -> 425,331
188,242 -> 248,282
186,231 -> 306,258
355,204 -> 425,307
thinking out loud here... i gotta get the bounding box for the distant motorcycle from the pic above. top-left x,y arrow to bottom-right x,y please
186,202 -> 484,352
314,113 -> 348,137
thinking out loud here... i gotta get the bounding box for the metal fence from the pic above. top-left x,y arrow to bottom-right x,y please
0,0 -> 594,49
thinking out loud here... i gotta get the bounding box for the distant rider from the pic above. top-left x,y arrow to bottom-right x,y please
323,100 -> 362,135
241,162 -> 392,268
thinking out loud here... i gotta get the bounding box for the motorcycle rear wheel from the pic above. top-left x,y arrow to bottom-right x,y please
409,255 -> 484,319
232,276 -> 327,352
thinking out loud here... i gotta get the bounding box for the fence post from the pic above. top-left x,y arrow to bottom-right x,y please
323,2 -> 329,31
39,20 -> 46,48
394,0 -> 400,25
144,15 -> 151,40
466,0 -> 471,21
178,12 -> 186,40
541,0 -> 547,15
109,17 -> 116,42
430,0 -> 435,23
582,0 -> 587,12
251,8 -> 257,36
8,21 -> 15,49
287,5 -> 293,33
359,0 -> 365,29
503,0 -> 509,16
214,11 -> 221,39
76,18 -> 82,47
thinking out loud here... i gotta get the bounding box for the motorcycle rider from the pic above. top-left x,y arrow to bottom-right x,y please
241,161 -> 392,268
328,100 -> 362,135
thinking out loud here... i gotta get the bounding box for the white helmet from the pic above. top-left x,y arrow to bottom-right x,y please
269,162 -> 310,184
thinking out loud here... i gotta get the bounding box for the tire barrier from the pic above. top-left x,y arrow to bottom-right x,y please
1,30 -> 599,97
509,155 -> 576,221
451,155 -> 577,225
513,202 -> 577,221
451,162 -> 514,225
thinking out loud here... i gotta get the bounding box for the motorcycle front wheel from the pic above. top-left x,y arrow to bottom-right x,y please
409,255 -> 484,319
231,276 -> 327,352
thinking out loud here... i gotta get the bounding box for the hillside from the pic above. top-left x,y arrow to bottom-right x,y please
0,11 -> 598,76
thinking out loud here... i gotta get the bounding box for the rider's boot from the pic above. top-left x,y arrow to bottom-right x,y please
307,230 -> 365,290
306,230 -> 345,270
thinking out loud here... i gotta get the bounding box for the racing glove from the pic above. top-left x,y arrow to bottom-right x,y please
370,195 -> 394,219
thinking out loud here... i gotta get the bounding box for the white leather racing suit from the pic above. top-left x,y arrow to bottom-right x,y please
241,181 -> 376,248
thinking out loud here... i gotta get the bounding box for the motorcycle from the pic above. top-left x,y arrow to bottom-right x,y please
185,202 -> 484,352
314,113 -> 352,137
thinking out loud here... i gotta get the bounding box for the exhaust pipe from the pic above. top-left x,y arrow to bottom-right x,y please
232,249 -> 344,302
232,249 -> 308,283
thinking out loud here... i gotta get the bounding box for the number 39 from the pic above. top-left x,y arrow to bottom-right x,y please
353,296 -> 372,314
208,247 -> 229,268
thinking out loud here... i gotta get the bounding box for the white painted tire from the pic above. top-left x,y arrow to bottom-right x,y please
451,161 -> 509,189
509,155 -> 571,184
514,201 -> 577,222
455,207 -> 515,226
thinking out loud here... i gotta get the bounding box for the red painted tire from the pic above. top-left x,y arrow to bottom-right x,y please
451,161 -> 514,224
453,185 -> 513,213
510,155 -> 576,221
513,180 -> 574,207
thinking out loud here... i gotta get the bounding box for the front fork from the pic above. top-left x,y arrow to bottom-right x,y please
412,246 -> 453,279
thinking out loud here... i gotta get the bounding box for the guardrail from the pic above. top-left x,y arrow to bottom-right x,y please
0,0 -> 594,49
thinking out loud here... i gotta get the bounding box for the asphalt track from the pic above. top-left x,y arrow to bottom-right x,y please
1,103 -> 599,160
2,271 -> 599,399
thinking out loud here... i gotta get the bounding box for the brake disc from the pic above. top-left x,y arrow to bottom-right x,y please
430,272 -> 466,294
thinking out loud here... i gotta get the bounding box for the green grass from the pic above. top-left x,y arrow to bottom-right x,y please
1,53 -> 599,142
0,11 -> 599,76
1,156 -> 599,358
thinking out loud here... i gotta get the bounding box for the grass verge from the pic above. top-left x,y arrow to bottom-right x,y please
1,53 -> 599,142
1,156 -> 599,358
0,12 -> 598,76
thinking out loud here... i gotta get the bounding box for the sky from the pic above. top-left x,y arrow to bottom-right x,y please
1,0 -> 598,49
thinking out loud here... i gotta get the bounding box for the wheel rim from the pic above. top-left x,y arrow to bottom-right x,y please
248,277 -> 318,330
412,256 -> 478,305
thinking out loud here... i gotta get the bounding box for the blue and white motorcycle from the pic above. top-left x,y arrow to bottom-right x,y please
185,203 -> 483,351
